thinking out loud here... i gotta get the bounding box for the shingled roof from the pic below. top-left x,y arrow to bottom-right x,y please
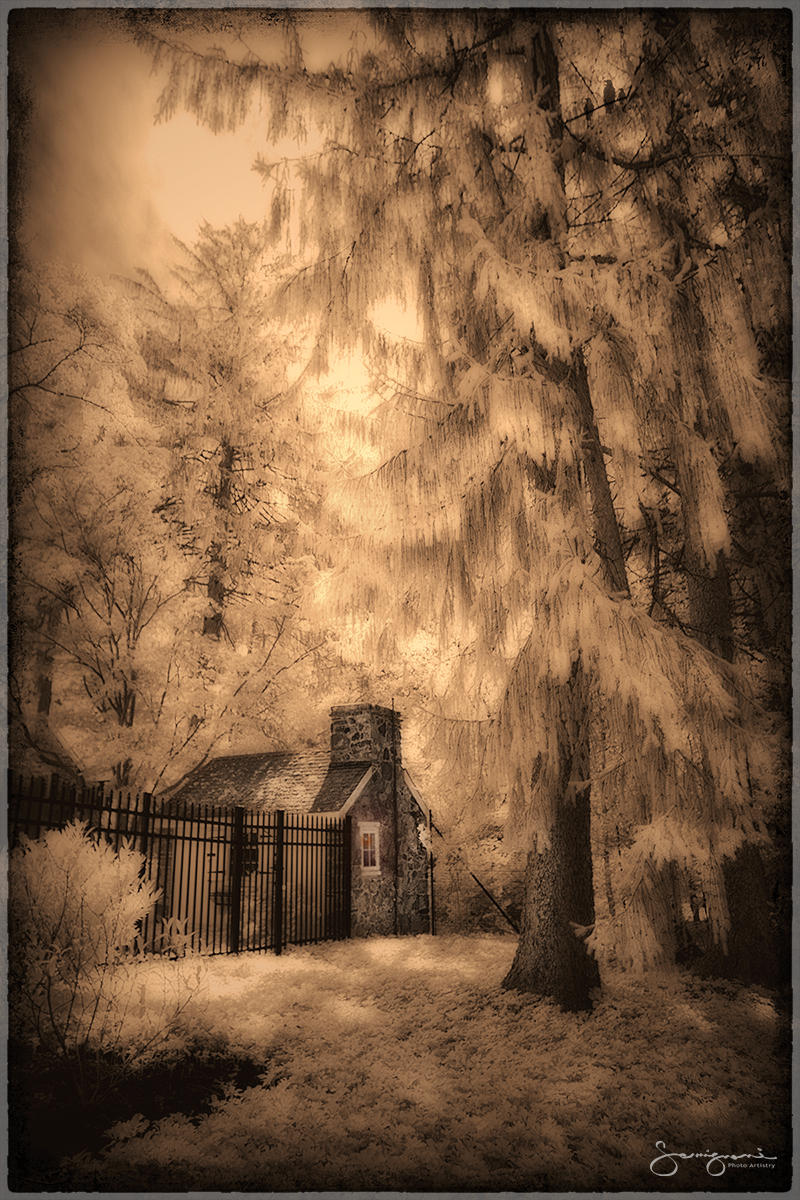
169,751 -> 373,814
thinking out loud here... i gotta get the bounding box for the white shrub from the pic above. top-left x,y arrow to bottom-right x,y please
9,820 -> 198,1071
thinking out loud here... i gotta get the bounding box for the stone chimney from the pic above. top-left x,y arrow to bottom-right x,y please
330,704 -> 402,766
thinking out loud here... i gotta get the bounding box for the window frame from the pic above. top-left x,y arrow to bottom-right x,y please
358,820 -> 381,876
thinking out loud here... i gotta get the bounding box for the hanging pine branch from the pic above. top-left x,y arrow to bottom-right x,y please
132,9 -> 790,1001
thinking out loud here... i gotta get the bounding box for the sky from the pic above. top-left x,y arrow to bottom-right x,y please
12,10 -> 274,277
11,8 -> 420,346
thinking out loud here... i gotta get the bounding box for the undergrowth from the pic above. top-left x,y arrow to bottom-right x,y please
51,936 -> 790,1193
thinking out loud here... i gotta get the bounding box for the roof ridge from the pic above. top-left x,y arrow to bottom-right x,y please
212,748 -> 329,762
169,750 -> 379,814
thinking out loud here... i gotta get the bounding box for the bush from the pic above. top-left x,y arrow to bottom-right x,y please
8,821 -> 214,1188
9,821 -> 198,1085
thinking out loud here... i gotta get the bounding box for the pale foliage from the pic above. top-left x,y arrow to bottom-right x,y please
68,12 -> 793,969
8,822 -> 199,1068
10,233 -> 337,789
66,937 -> 784,1192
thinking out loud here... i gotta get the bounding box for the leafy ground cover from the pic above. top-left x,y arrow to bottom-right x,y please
59,935 -> 788,1192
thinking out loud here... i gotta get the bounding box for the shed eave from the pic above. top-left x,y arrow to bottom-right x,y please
401,767 -> 428,818
335,764 -> 376,815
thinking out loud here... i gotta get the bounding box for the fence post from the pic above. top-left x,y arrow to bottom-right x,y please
272,810 -> 285,955
428,808 -> 436,937
343,815 -> 352,939
48,772 -> 59,833
88,781 -> 104,835
6,769 -> 14,845
229,807 -> 245,955
137,792 -> 152,861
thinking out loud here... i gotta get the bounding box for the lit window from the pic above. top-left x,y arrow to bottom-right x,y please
359,822 -> 380,875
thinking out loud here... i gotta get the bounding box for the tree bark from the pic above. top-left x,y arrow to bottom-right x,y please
671,398 -> 734,660
503,777 -> 600,1011
499,21 -> 630,1005
670,324 -> 779,985
717,844 -> 779,986
677,496 -> 779,985
573,353 -> 631,595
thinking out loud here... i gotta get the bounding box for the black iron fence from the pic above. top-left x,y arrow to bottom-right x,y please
8,771 -> 351,956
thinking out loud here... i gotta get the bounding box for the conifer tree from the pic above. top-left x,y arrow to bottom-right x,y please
121,220 -> 329,784
8,259 -> 196,786
555,10 -> 789,983
9,234 -> 329,790
133,10 -> 789,1003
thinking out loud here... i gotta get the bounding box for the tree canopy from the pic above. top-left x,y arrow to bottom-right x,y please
10,9 -> 789,1004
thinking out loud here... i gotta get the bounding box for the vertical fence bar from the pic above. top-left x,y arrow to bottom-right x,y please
209,806 -> 218,954
139,799 -> 152,953
266,812 -> 275,951
187,804 -> 200,956
321,820 -> 327,941
296,815 -> 303,946
283,813 -> 291,949
286,813 -> 294,948
94,781 -> 105,837
331,821 -> 338,940
138,793 -> 152,857
8,776 -> 356,957
325,820 -> 332,940
343,815 -> 352,938
254,814 -> 261,951
311,816 -> 319,943
273,809 -> 285,955
297,814 -> 302,946
199,802 -> 211,954
304,815 -> 312,945
241,818 -> 250,952
333,821 -> 340,938
428,808 -> 436,936
253,813 -> 263,951
173,803 -> 188,954
144,796 -> 166,954
263,812 -> 271,951
320,818 -> 327,942
339,819 -> 346,940
228,806 -> 244,955
296,816 -> 302,945
48,773 -> 59,834
214,807 -> 224,954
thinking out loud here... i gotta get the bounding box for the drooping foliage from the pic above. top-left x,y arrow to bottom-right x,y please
7,259 -> 188,785
119,220 -> 338,776
104,11 -> 796,982
8,223 -> 336,789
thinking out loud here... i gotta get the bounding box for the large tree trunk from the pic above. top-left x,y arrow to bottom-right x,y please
503,778 -> 600,1011
573,352 -> 631,596
499,353 -> 625,1006
671,395 -> 734,660
680,563 -> 779,985
670,303 -> 779,986
716,844 -> 779,986
499,23 -> 631,1007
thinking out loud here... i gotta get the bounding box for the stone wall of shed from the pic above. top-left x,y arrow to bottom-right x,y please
396,781 -> 430,935
349,768 -> 430,937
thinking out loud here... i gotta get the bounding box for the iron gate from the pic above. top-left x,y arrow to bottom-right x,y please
8,772 -> 352,955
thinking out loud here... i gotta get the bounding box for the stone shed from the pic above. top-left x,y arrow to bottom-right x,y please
171,704 -> 432,937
